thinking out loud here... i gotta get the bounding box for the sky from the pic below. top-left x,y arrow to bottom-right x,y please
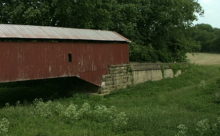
196,0 -> 220,28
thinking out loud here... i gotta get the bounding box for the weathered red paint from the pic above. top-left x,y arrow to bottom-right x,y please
0,42 -> 129,86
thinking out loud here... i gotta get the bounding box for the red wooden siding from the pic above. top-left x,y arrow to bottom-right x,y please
0,42 -> 129,86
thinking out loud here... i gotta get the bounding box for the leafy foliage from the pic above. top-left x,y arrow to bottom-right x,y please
191,24 -> 220,53
0,0 -> 202,62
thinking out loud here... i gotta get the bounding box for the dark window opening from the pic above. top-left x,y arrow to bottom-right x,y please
68,53 -> 72,62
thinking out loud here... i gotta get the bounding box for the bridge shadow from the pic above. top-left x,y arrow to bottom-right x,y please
0,77 -> 99,106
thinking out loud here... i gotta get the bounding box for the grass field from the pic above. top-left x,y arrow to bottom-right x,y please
187,53 -> 220,65
0,64 -> 220,136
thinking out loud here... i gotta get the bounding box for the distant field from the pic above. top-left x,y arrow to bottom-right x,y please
187,53 -> 220,65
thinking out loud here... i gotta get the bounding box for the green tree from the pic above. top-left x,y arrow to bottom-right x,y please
0,0 -> 203,62
191,24 -> 220,53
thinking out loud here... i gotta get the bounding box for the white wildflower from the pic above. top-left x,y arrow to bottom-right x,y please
175,124 -> 188,136
0,118 -> 9,134
112,112 -> 128,130
78,103 -> 91,118
34,99 -> 53,118
196,119 -> 210,136
62,104 -> 79,120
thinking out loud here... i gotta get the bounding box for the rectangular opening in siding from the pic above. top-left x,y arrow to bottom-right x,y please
68,53 -> 72,62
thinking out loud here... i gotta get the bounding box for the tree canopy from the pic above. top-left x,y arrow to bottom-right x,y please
0,0 -> 203,62
191,24 -> 220,53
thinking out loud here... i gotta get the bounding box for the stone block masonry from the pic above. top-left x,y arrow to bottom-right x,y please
100,63 -> 183,94
100,64 -> 133,93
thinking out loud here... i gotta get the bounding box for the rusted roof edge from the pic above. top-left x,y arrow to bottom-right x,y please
0,24 -> 131,43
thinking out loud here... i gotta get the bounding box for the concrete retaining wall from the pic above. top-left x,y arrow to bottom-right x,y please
100,63 -> 182,94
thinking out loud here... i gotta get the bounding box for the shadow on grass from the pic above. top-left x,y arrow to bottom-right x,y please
0,77 -> 99,106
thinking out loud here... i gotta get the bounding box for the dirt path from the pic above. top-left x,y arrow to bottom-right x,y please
187,53 -> 220,65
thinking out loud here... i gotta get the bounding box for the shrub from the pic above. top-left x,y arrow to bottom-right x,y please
129,43 -> 158,62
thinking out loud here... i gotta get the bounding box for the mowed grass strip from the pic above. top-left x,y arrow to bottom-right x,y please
0,65 -> 220,136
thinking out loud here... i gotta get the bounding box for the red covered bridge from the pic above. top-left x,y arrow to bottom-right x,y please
0,24 -> 130,86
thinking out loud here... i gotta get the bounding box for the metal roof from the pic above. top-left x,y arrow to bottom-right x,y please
0,24 -> 130,42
